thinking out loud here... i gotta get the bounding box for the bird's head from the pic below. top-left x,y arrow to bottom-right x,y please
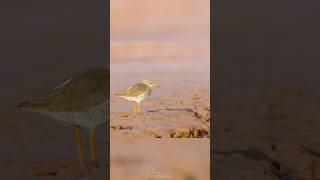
142,80 -> 161,88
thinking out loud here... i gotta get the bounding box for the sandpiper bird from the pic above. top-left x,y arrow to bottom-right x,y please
18,67 -> 108,167
115,80 -> 160,116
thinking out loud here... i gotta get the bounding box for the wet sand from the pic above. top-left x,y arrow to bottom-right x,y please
111,139 -> 210,180
110,1 -> 210,179
0,105 -> 107,179
214,77 -> 320,179
110,42 -> 210,179
110,42 -> 210,138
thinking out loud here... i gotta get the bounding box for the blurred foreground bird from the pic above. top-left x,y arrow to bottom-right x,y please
18,67 -> 108,167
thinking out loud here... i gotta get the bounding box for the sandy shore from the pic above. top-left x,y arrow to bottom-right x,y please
111,139 -> 210,180
214,85 -> 320,179
110,41 -> 210,179
0,0 -> 211,178
0,122 -> 107,179
110,42 -> 210,138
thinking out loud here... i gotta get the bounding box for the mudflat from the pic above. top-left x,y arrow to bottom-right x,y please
110,42 -> 210,138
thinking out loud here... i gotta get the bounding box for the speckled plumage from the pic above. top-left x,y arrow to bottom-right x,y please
19,67 -> 108,128
115,83 -> 151,103
115,80 -> 160,116
18,67 -> 108,166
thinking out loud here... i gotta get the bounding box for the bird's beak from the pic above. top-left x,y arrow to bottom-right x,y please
154,85 -> 161,88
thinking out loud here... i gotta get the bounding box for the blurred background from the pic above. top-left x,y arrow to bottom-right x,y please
111,0 -> 210,179
111,0 -> 209,42
0,1 -> 107,179
213,0 -> 320,179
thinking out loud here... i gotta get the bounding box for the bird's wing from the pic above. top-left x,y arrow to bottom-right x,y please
117,83 -> 147,97
23,67 -> 108,111
51,77 -> 74,92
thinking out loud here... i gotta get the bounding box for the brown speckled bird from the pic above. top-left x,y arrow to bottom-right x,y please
115,80 -> 160,116
18,67 -> 108,167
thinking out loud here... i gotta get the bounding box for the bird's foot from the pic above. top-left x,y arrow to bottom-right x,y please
77,161 -> 99,175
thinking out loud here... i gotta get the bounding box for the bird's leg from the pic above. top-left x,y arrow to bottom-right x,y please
133,102 -> 137,117
138,102 -> 140,114
88,128 -> 98,167
75,126 -> 84,166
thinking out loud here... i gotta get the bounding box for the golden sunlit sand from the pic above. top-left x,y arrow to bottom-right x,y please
110,0 -> 210,179
110,42 -> 210,138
